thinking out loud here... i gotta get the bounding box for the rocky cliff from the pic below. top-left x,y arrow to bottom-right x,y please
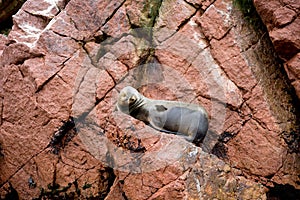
0,0 -> 299,199
253,0 -> 300,99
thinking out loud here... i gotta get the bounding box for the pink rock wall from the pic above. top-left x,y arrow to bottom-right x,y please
253,0 -> 300,99
0,0 -> 299,199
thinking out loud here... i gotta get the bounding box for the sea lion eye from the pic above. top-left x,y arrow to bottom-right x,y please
129,95 -> 136,103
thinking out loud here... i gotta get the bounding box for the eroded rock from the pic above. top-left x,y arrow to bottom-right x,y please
0,0 -> 299,199
253,0 -> 300,100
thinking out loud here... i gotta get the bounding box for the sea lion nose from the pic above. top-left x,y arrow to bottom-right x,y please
119,94 -> 127,102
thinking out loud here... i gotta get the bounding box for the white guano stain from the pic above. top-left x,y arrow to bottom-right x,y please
14,0 -> 61,48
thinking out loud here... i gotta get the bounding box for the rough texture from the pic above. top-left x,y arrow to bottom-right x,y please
0,0 -> 299,199
253,0 -> 300,100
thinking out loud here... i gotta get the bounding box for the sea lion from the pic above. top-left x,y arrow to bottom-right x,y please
116,86 -> 209,143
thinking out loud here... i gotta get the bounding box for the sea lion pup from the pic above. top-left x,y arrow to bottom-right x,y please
116,86 -> 209,143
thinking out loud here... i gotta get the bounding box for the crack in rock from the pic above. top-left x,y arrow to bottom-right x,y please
48,117 -> 77,155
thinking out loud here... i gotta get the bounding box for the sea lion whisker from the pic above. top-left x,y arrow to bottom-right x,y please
129,98 -> 145,113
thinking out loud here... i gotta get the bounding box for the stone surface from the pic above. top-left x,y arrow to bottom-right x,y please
185,0 -> 215,10
198,0 -> 232,40
273,6 -> 297,27
124,0 -> 161,28
227,119 -> 286,177
154,0 -> 196,43
0,34 -> 7,55
285,53 -> 300,81
101,5 -> 131,37
7,1 -> 61,47
0,0 -> 299,199
253,0 -> 300,100
105,141 -> 267,200
269,17 -> 300,61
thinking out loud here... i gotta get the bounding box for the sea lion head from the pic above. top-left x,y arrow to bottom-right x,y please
117,86 -> 144,114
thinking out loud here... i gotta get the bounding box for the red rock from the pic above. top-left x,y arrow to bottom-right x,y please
227,119 -> 286,177
6,151 -> 58,198
273,6 -> 297,27
139,85 -> 178,101
36,75 -> 72,120
2,65 -> 41,122
22,0 -> 62,18
78,167 -> 109,197
155,11 -> 208,69
83,41 -> 102,63
198,0 -> 232,40
222,109 -> 243,133
62,0 -> 124,40
244,85 -> 281,132
0,43 -> 33,66
101,6 -> 131,37
0,65 -> 56,185
272,152 -> 300,188
104,180 -> 125,200
157,0 -> 196,30
210,31 -> 257,91
269,17 -> 300,61
124,0 -> 161,28
8,10 -> 44,45
253,0 -> 282,29
72,67 -> 98,118
285,53 -> 300,81
0,34 -> 7,56
35,30 -> 80,57
191,48 -> 243,107
30,151 -> 58,189
107,144 -> 267,199
254,0 -> 300,104
282,0 -> 300,10
21,55 -> 68,90
254,0 -> 300,61
8,0 -> 64,47
58,51 -> 86,88
1,0 -> 300,198
2,135 -> 110,199
98,52 -> 128,83
124,0 -> 146,27
96,69 -> 115,100
185,0 -> 215,10
148,179 -> 186,200
8,168 -> 41,198
155,30 -> 202,75
155,13 -> 216,113
122,174 -> 155,200
0,130 -> 21,183
109,34 -> 150,68
50,12 -> 87,41
154,0 -> 196,42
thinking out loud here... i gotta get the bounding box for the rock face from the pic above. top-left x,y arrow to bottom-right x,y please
253,0 -> 300,100
0,0 -> 299,199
